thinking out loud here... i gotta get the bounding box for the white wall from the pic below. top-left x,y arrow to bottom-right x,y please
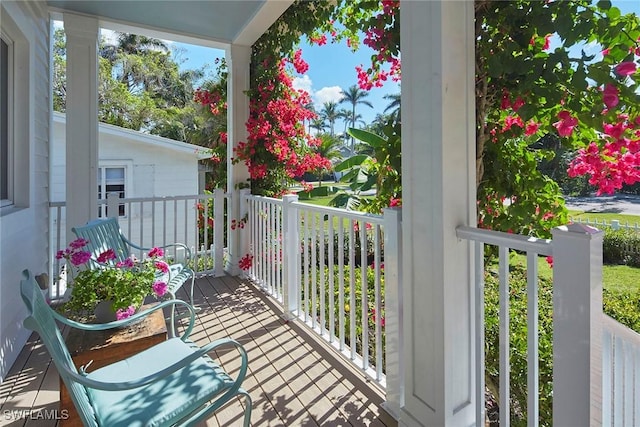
51,115 -> 202,250
0,0 -> 50,382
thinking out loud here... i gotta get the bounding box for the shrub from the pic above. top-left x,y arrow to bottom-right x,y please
603,228 -> 640,267
484,264 -> 554,426
604,288 -> 640,334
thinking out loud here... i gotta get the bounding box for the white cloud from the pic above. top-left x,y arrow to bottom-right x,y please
314,86 -> 344,106
293,75 -> 313,94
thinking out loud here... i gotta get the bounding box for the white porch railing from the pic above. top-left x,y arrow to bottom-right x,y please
602,314 -> 640,426
49,189 -> 228,300
241,193 -> 402,402
456,226 -> 553,426
457,224 -> 640,426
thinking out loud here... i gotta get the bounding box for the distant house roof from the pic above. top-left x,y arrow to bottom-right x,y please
53,112 -> 210,160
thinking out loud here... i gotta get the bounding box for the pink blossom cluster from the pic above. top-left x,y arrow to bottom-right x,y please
239,253 -> 253,271
234,51 -> 327,183
568,115 -> 640,195
55,238 -> 91,266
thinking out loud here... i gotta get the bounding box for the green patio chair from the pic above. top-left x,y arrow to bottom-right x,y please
19,269 -> 252,427
72,217 -> 196,308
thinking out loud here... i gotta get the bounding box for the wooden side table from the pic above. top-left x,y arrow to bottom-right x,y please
60,305 -> 167,426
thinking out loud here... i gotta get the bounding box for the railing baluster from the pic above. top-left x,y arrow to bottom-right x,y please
349,219 -> 356,361
374,223 -> 382,381
527,251 -> 539,427
475,240 -> 486,425
360,220 -> 368,371
311,212 -> 317,330
338,219 -> 345,351
319,212 -> 326,336
328,214 -> 335,344
499,245 -> 510,427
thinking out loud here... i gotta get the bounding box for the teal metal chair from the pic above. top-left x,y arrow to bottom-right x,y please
20,269 -> 252,427
72,217 -> 196,308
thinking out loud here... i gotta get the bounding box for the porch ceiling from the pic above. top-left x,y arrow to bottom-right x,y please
47,0 -> 292,46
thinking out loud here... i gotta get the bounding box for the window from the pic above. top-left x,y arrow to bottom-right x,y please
98,166 -> 126,217
1,35 -> 12,207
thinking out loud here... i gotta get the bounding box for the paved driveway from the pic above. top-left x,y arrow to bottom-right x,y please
565,194 -> 640,216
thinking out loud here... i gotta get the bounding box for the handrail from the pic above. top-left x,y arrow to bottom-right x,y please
456,225 -> 552,255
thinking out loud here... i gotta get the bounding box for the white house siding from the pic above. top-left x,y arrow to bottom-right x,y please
51,114 -> 205,254
0,1 -> 50,382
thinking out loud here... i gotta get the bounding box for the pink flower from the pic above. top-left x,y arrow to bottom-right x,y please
602,48 -> 610,56
525,120 -> 540,136
70,251 -> 91,266
614,61 -> 637,77
553,110 -> 578,137
97,249 -> 116,263
389,198 -> 401,207
603,84 -> 619,109
239,253 -> 253,271
543,34 -> 552,50
152,281 -> 168,297
155,261 -> 170,274
69,238 -> 89,249
116,305 -> 136,320
116,257 -> 135,268
545,256 -> 554,268
148,247 -> 164,258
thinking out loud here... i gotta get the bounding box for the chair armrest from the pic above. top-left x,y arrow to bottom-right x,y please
121,235 -> 192,264
51,299 -> 196,340
64,338 -> 248,392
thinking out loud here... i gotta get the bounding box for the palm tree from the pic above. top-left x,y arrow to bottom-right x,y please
303,101 -> 316,133
383,92 -> 401,120
310,118 -> 327,134
311,133 -> 343,185
320,101 -> 340,136
340,85 -> 373,150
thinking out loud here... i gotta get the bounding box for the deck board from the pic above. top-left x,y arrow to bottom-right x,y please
0,275 -> 396,427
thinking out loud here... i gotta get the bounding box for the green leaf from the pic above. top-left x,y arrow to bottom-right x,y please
335,155 -> 370,172
347,128 -> 387,148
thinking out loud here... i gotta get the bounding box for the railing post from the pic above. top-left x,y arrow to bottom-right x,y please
106,192 -> 120,220
239,189 -> 251,274
382,207 -> 403,420
282,194 -> 299,320
213,188 -> 225,277
552,223 -> 603,427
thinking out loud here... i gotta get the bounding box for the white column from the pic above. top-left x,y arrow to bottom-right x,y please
226,44 -> 251,275
552,223 -> 603,426
64,13 -> 99,240
399,1 -> 476,426
382,207 -> 403,420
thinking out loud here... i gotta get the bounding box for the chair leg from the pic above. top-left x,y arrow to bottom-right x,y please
189,274 -> 201,313
168,291 -> 177,337
240,390 -> 252,427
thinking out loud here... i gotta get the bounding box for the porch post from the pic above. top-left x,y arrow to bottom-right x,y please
382,207 -> 403,419
226,44 -> 251,276
63,13 -> 99,240
551,223 -> 603,426
399,1 -> 476,426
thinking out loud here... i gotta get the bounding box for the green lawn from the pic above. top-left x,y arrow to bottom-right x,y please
568,209 -> 640,226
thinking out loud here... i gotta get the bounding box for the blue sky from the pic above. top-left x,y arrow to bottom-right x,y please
170,38 -> 399,131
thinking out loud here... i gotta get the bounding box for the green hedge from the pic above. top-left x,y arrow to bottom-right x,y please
485,261 -> 640,426
603,228 -> 640,266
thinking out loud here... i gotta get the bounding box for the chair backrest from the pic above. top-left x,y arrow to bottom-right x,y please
19,270 -> 98,426
72,218 -> 131,266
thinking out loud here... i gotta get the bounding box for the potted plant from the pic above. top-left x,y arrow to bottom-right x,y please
56,238 -> 170,322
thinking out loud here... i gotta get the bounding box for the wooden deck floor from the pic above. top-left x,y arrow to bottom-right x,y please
0,275 -> 396,427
